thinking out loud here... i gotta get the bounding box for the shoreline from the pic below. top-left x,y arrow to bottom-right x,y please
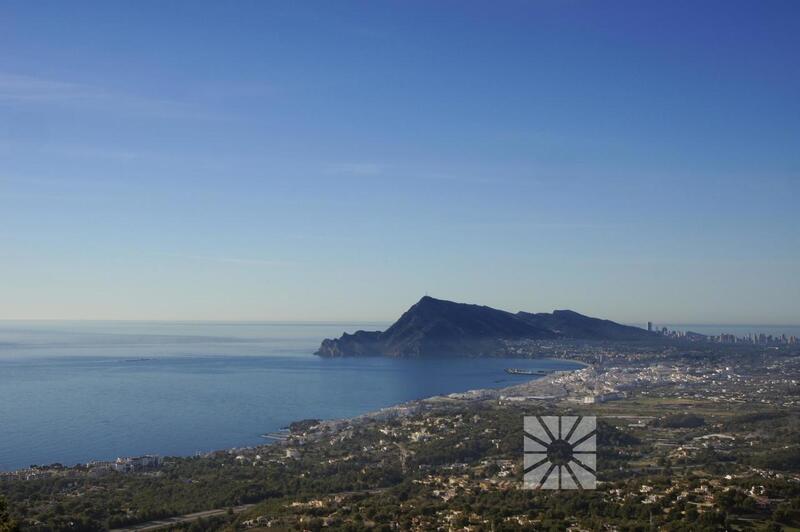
238,359 -> 595,457
0,357 -> 589,475
221,359 -> 591,456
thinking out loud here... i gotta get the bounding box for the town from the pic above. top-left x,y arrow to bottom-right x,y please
2,339 -> 799,531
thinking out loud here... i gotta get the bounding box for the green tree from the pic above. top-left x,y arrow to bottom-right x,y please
0,496 -> 19,532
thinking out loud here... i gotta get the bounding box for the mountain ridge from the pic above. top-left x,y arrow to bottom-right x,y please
315,296 -> 656,358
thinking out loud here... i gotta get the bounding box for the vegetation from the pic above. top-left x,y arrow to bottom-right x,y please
0,496 -> 19,532
4,394 -> 800,531
3,345 -> 800,530
656,413 -> 705,428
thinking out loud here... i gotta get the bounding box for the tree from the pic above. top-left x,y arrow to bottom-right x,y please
0,496 -> 19,532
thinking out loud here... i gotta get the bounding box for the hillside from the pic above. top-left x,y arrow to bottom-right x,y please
516,309 -> 655,341
316,296 -> 654,357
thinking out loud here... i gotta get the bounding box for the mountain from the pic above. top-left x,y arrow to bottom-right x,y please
516,309 -> 655,341
317,296 -> 555,358
316,296 -> 655,358
378,296 -> 557,357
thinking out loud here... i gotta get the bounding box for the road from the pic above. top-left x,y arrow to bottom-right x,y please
109,487 -> 391,531
110,504 -> 255,532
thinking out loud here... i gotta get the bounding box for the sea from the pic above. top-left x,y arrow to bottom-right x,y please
0,321 -> 584,471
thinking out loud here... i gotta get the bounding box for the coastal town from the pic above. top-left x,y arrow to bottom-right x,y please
2,338 -> 799,531
3,0 -> 798,530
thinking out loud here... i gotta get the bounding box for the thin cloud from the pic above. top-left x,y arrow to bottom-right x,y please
166,253 -> 295,268
0,174 -> 118,201
462,219 -> 621,230
406,170 -> 512,185
324,162 -> 512,184
0,74 -> 94,102
41,144 -> 143,161
0,138 -> 171,165
0,72 -> 214,119
325,162 -> 385,177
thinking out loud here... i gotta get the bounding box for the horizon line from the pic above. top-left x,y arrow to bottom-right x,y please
0,318 -> 798,329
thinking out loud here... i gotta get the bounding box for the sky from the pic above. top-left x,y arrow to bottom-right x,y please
1,1 -> 798,324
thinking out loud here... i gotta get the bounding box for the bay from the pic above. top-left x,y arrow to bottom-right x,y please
0,321 -> 581,471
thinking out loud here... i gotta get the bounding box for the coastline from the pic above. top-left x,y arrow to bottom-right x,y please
0,358 -> 589,475
8,343 -> 800,530
336,362 -> 589,424
225,359 -> 592,456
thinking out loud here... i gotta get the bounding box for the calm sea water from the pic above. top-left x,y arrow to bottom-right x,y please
0,321 -> 582,471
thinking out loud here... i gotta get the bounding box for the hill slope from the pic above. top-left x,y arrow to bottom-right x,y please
316,296 -> 654,358
516,309 -> 655,341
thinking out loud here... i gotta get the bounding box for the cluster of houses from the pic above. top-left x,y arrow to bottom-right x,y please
1,454 -> 163,481
85,454 -> 162,475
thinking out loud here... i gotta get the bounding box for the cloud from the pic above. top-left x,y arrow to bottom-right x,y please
167,253 -> 294,268
0,72 -> 211,119
404,170 -> 512,185
0,74 -> 95,103
0,174 -> 121,202
38,144 -> 143,161
323,162 -> 512,184
324,162 -> 385,177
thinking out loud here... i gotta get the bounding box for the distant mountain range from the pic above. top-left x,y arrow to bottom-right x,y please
315,296 -> 656,358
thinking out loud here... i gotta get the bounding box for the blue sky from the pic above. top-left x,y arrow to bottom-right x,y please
1,1 -> 798,323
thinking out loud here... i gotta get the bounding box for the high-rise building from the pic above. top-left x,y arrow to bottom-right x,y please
647,321 -> 652,332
